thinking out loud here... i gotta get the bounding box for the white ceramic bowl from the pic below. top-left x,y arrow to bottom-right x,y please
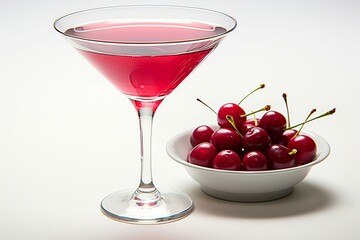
166,128 -> 330,202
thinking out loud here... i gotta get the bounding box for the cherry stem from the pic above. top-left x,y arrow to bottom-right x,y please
282,93 -> 291,128
196,98 -> 217,115
253,113 -> 258,126
238,84 -> 265,105
240,105 -> 271,118
288,149 -> 297,155
226,115 -> 243,138
295,108 -> 316,136
285,108 -> 336,131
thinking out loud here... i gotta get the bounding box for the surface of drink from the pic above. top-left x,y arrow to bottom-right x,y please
65,21 -> 226,109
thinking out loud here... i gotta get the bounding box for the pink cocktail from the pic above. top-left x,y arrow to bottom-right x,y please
54,5 -> 236,224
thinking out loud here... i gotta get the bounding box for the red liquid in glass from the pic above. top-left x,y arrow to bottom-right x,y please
66,22 -> 225,110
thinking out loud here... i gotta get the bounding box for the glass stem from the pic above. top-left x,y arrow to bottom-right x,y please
133,106 -> 161,204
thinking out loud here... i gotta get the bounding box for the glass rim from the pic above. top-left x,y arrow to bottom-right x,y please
53,5 -> 237,45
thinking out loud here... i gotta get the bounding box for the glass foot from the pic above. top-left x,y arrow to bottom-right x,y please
100,189 -> 193,224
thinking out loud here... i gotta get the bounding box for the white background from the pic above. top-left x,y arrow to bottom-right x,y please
1,0 -> 359,239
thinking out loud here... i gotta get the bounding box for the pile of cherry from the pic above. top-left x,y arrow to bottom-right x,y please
188,84 -> 335,171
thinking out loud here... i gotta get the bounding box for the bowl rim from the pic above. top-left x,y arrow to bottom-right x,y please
166,127 -> 331,175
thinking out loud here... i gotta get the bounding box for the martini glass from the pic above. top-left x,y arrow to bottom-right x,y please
54,5 -> 236,224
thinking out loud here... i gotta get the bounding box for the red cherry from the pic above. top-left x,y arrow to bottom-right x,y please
245,118 -> 260,127
259,110 -> 287,141
282,129 -> 298,141
212,150 -> 241,170
242,151 -> 268,171
187,142 -> 218,168
266,144 -> 296,170
190,125 -> 215,147
227,105 -> 269,137
217,84 -> 266,129
240,123 -> 255,136
275,129 -> 298,146
288,135 -> 317,166
240,117 -> 260,135
242,126 -> 271,152
210,127 -> 242,152
217,103 -> 246,129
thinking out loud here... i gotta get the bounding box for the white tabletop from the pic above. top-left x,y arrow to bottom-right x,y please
1,0 -> 359,239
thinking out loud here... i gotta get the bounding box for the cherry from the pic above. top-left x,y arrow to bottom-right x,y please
210,127 -> 242,152
227,105 -> 270,136
190,125 -> 215,147
288,135 -> 317,166
245,118 -> 260,127
284,108 -> 335,166
196,99 -> 246,129
275,108 -> 316,147
242,151 -> 268,171
187,142 -> 218,168
259,110 -> 287,141
242,126 -> 271,152
276,129 -> 298,146
283,128 -> 297,138
212,150 -> 241,170
197,84 -> 266,130
266,144 -> 296,170
240,123 -> 255,136
217,103 -> 246,129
